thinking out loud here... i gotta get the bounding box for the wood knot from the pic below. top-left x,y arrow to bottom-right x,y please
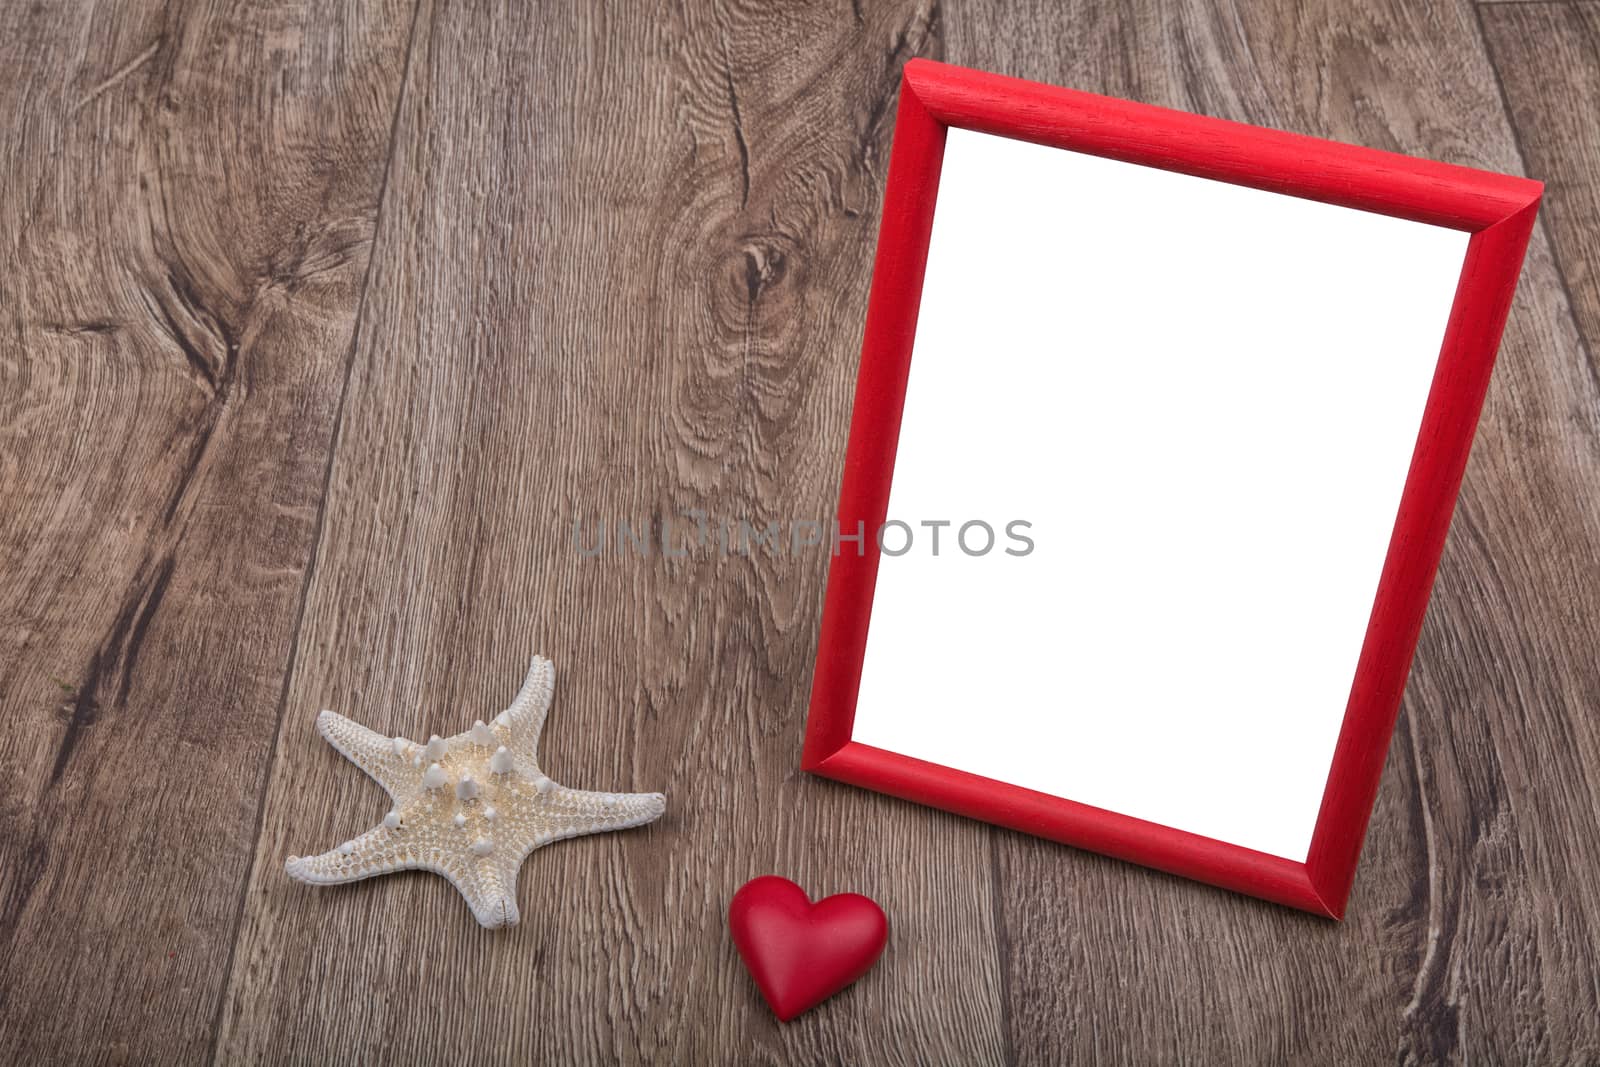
715,232 -> 803,327
740,240 -> 788,305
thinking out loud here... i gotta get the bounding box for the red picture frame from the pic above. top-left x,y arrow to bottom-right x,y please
802,59 -> 1541,918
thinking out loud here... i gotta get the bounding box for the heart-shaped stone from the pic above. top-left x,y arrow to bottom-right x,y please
728,875 -> 889,1021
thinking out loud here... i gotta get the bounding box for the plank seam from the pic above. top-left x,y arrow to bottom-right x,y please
1473,0 -> 1600,406
986,830 -> 1018,1067
200,0 -> 431,1059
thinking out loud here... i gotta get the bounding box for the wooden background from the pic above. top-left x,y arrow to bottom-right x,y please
2,0 -> 1596,1062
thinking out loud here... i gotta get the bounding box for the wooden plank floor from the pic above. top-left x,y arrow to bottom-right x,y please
2,0 -> 1596,1062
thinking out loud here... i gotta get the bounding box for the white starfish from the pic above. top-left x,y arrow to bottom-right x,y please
285,655 -> 666,928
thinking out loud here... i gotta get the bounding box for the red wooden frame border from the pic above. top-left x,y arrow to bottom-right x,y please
801,59 -> 1541,918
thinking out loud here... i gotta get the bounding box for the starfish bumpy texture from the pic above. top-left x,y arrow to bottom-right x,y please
285,655 -> 666,928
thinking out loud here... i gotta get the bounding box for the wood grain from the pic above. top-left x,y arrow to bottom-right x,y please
1484,2 -> 1600,387
5,0 -> 1600,1062
0,0 -> 413,1061
944,0 -> 1600,1063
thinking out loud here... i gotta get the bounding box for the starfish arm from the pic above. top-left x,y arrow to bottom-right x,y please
458,854 -> 523,929
284,822 -> 422,885
543,786 -> 667,838
316,710 -> 420,802
497,654 -> 555,767
285,828 -> 521,930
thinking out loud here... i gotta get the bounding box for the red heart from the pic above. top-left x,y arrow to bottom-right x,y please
728,875 -> 888,1021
